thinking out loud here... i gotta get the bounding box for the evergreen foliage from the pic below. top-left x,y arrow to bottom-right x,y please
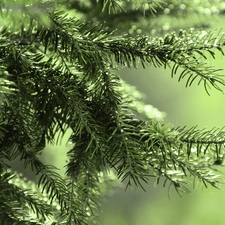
1,0 -> 225,224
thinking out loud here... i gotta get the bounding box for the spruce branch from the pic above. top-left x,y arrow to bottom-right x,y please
0,171 -> 53,224
1,0 -> 225,224
4,1 -> 224,95
86,0 -> 165,15
102,29 -> 225,94
138,120 -> 224,192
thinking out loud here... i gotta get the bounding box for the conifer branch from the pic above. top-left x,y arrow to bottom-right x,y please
0,171 -> 52,224
1,0 -> 225,224
102,30 -> 225,93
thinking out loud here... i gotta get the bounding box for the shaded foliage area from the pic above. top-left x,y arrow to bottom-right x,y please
0,0 -> 225,224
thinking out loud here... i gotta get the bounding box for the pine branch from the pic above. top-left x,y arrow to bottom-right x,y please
177,126 -> 225,158
1,0 -> 225,224
138,120 -> 224,192
0,171 -> 53,224
3,2 -> 224,95
102,30 -> 225,94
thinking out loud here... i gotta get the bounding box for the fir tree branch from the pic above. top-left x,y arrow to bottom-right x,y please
4,3 -> 225,95
0,171 -> 53,224
95,0 -> 165,14
102,30 -> 225,94
139,120 -> 224,192
1,0 -> 225,224
177,126 -> 225,157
